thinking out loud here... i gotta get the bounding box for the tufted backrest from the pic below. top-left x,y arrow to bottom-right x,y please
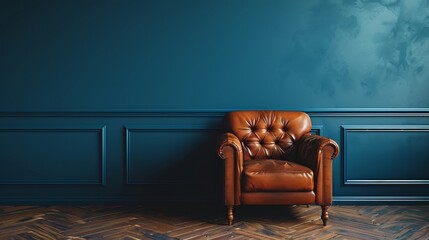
225,111 -> 312,161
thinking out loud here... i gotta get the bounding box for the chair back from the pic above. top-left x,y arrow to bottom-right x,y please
225,111 -> 312,160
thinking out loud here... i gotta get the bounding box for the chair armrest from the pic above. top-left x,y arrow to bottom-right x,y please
217,133 -> 243,205
295,134 -> 339,168
295,134 -> 339,205
217,133 -> 243,161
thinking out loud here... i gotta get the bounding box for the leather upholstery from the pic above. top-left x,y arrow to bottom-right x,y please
243,159 -> 313,192
225,111 -> 312,161
241,192 -> 315,205
218,111 -> 340,226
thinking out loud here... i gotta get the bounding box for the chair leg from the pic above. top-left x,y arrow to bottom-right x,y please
321,205 -> 329,226
227,206 -> 234,226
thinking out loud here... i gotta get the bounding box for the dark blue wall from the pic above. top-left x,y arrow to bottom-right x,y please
1,0 -> 428,204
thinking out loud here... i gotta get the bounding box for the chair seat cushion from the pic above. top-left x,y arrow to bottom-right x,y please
243,159 -> 314,192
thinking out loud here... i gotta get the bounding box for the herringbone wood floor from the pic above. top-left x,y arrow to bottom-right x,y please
0,205 -> 428,240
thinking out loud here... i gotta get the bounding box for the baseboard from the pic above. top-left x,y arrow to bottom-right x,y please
1,196 -> 428,205
333,196 -> 429,205
0,196 -> 220,205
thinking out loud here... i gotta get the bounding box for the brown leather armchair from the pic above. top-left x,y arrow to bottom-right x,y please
217,111 -> 339,226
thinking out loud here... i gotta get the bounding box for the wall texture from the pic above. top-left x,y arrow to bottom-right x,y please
1,0 -> 429,204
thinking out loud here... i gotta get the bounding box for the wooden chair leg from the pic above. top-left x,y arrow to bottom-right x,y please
321,205 -> 329,226
227,206 -> 234,226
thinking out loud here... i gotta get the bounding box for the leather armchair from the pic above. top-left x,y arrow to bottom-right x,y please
217,111 -> 339,226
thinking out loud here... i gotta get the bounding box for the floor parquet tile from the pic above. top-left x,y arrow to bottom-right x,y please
0,205 -> 428,239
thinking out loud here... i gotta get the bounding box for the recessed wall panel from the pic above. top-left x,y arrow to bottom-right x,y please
126,126 -> 220,184
342,125 -> 429,185
0,127 -> 106,184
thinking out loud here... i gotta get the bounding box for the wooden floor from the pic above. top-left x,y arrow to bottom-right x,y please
0,205 -> 428,240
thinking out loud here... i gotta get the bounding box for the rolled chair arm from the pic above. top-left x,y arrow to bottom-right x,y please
217,132 -> 243,205
217,133 -> 243,160
295,134 -> 339,166
295,134 -> 339,206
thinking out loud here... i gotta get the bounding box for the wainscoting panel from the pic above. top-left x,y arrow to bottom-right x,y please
0,126 -> 106,185
341,125 -> 429,185
125,125 -> 220,185
310,125 -> 323,136
0,109 -> 428,204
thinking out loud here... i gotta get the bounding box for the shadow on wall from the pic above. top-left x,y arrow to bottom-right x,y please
125,124 -> 223,204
